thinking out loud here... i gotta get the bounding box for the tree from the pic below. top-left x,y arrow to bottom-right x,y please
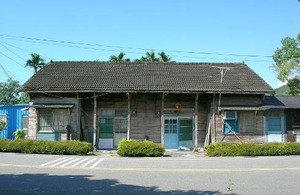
25,53 -> 45,73
158,51 -> 172,62
0,79 -> 28,104
135,50 -> 172,62
273,33 -> 300,95
109,52 -> 130,62
287,77 -> 300,96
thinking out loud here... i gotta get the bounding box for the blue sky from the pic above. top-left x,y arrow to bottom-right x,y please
0,0 -> 299,88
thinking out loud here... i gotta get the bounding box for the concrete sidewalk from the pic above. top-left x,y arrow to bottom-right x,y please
93,149 -> 205,158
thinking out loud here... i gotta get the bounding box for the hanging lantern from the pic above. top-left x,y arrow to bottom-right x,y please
175,102 -> 182,109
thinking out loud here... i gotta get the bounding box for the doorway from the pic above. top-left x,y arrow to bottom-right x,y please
164,118 -> 193,149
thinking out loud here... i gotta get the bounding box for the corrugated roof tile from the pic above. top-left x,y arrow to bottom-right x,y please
22,61 -> 274,94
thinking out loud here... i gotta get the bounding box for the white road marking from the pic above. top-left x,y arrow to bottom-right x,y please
40,157 -> 68,166
50,157 -> 74,167
69,158 -> 90,167
60,158 -> 82,167
80,158 -> 97,167
90,159 -> 105,168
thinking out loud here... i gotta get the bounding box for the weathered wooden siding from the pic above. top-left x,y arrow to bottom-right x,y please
80,93 -> 209,147
220,94 -> 263,106
214,110 -> 265,143
28,92 -> 267,147
28,94 -> 80,140
198,103 -> 209,147
131,94 -> 161,143
212,93 -> 265,143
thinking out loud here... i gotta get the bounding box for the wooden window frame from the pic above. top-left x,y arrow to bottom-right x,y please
22,115 -> 29,130
223,111 -> 238,134
0,114 -> 7,123
38,109 -> 69,133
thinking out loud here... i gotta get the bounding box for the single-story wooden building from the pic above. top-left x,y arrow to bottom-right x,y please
21,61 -> 275,150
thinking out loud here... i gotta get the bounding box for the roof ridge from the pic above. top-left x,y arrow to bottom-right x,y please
49,61 -> 245,65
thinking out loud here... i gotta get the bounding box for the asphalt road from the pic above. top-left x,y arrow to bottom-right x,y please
1,152 -> 300,194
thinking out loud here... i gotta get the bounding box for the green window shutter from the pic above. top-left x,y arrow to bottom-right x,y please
99,118 -> 113,138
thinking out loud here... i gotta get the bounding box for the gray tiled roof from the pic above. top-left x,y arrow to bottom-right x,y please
22,61 -> 274,94
263,96 -> 300,109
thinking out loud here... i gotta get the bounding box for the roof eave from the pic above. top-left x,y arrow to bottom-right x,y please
24,89 -> 274,95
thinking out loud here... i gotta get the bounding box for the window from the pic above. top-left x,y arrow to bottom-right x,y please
38,109 -> 69,132
268,117 -> 281,132
179,119 -> 193,141
0,114 -> 7,123
225,111 -> 237,119
114,119 -> 127,134
223,111 -> 257,134
22,115 -> 29,130
165,119 -> 178,134
223,111 -> 238,134
0,114 -> 7,130
100,109 -> 114,117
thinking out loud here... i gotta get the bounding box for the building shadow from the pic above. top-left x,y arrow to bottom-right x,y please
0,173 -> 224,195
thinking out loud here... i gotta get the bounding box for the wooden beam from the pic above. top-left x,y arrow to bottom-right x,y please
93,92 -> 97,152
161,93 -> 165,147
194,93 -> 199,149
77,92 -> 81,140
127,93 -> 131,140
212,93 -> 216,143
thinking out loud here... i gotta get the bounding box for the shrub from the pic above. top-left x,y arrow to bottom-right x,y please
117,139 -> 165,157
0,139 -> 91,155
205,142 -> 300,157
0,121 -> 6,131
13,129 -> 26,139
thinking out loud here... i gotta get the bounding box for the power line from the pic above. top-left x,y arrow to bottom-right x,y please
0,34 -> 273,59
0,51 -> 32,73
0,42 -> 27,61
0,36 -> 273,63
0,62 -> 12,80
0,40 -> 53,60
0,36 -> 146,56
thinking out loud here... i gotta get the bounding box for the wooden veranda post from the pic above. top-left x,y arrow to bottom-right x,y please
127,93 -> 131,140
161,93 -> 165,146
93,92 -> 97,152
194,93 -> 199,149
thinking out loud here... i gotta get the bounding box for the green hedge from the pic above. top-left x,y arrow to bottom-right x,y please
117,139 -> 165,157
0,139 -> 91,155
205,142 -> 300,157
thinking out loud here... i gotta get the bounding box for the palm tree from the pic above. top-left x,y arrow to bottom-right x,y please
136,50 -> 159,62
145,50 -> 159,62
25,53 -> 45,73
135,51 -> 172,62
109,52 -> 130,62
158,52 -> 171,62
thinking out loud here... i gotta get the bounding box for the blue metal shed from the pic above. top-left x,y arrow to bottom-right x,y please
0,104 -> 28,139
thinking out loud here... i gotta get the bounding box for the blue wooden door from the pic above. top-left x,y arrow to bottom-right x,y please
164,118 -> 178,149
266,117 -> 283,142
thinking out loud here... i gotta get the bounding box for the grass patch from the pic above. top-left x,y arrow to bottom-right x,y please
117,139 -> 165,157
205,142 -> 300,157
0,139 -> 91,155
